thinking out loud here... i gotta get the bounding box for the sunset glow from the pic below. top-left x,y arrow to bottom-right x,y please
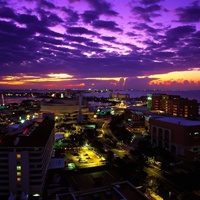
0,0 -> 199,89
147,68 -> 200,86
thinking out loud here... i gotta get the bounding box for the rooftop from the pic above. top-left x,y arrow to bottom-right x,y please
126,105 -> 147,111
56,181 -> 148,200
0,117 -> 55,148
152,116 -> 200,126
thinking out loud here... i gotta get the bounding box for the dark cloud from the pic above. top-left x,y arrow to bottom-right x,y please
133,23 -> 158,34
69,43 -> 106,56
131,4 -> 161,22
166,25 -> 196,40
144,27 -> 193,54
124,77 -> 153,89
193,30 -> 200,38
0,7 -> 16,19
92,20 -> 122,32
69,0 -> 118,16
67,27 -> 98,35
100,36 -> 116,41
177,46 -> 200,58
132,7 -> 151,22
0,0 -> 7,6
39,0 -> 56,9
81,10 -> 99,23
65,35 -> 91,43
86,0 -> 118,16
47,13 -> 64,25
0,16 -> 65,66
123,43 -> 139,50
36,9 -> 64,27
140,0 -> 163,5
126,32 -> 138,37
28,23 -> 63,37
61,7 -> 79,24
146,4 -> 161,12
175,1 -> 200,23
0,0 -> 200,90
23,0 -> 37,2
85,41 -> 101,47
36,36 -> 64,45
17,14 -> 40,24
153,51 -> 175,58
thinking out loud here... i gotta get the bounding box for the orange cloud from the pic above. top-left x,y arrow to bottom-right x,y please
0,74 -> 127,84
138,68 -> 200,86
66,83 -> 85,87
0,81 -> 25,85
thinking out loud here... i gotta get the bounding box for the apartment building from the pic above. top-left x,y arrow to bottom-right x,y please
147,93 -> 199,119
0,117 -> 55,198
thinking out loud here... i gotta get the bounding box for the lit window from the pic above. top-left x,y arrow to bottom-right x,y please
16,166 -> 21,170
16,154 -> 21,159
17,172 -> 21,176
17,177 -> 21,182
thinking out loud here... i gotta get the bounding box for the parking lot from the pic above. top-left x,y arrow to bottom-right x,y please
64,146 -> 106,169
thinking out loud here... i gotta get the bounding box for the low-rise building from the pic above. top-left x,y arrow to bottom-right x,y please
149,116 -> 200,162
56,181 -> 148,200
40,98 -> 88,116
109,93 -> 130,101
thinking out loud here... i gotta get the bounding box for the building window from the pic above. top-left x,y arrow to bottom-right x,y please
17,172 -> 21,176
193,148 -> 198,152
16,166 -> 21,170
16,154 -> 21,159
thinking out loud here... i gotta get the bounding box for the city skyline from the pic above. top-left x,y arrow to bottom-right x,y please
0,0 -> 200,90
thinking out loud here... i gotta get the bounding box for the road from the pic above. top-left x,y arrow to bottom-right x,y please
144,165 -> 184,197
101,120 -> 118,141
59,116 -> 184,199
99,118 -> 185,198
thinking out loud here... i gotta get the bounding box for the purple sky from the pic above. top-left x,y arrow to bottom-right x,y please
0,0 -> 200,90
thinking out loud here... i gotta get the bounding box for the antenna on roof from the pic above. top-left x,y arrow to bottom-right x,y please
1,94 -> 5,106
14,137 -> 20,146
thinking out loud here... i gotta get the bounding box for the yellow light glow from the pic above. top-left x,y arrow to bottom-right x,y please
17,172 -> 21,176
0,81 -> 25,85
48,73 -> 73,78
0,72 -> 128,88
64,83 -> 85,87
16,154 -> 21,159
84,77 -> 127,81
138,68 -> 200,86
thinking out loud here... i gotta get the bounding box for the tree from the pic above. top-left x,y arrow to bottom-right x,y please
177,192 -> 200,200
106,150 -> 114,164
143,176 -> 160,194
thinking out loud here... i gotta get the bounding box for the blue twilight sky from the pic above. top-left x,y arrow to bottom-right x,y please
0,0 -> 200,90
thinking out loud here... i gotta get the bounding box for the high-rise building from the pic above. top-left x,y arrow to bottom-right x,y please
0,117 -> 55,198
65,89 -> 72,98
77,93 -> 83,124
147,93 -> 199,119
